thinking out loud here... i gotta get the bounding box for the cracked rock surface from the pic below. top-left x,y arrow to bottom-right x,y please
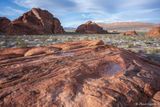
0,40 -> 160,107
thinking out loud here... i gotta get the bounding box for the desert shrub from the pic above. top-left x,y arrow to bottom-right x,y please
16,38 -> 28,48
150,49 -> 160,54
67,37 -> 74,42
127,44 -> 135,48
52,38 -> 58,42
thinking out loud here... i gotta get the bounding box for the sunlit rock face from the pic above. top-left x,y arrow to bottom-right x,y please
76,21 -> 108,34
148,26 -> 160,37
0,40 -> 160,107
4,8 -> 64,35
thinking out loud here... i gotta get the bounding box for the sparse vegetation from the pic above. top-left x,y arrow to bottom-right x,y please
0,34 -> 160,62
15,38 -> 28,48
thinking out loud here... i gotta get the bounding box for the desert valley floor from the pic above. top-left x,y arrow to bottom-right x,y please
1,34 -> 160,63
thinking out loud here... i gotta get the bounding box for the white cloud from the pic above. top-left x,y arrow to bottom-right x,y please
12,0 -> 160,27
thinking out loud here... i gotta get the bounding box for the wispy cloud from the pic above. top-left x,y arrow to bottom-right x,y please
4,0 -> 160,26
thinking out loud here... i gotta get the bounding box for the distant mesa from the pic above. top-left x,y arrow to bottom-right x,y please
122,30 -> 138,36
0,8 -> 64,35
98,22 -> 155,31
76,21 -> 108,34
147,26 -> 160,37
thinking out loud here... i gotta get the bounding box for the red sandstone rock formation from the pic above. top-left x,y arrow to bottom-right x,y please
3,8 -> 64,35
0,40 -> 160,107
122,31 -> 138,36
0,17 -> 11,34
49,40 -> 104,51
147,26 -> 160,37
76,21 -> 107,34
24,46 -> 61,57
0,47 -> 30,60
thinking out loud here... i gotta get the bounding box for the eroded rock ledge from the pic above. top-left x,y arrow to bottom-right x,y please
0,40 -> 160,107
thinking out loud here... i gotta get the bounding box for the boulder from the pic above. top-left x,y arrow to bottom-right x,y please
24,46 -> 61,57
150,91 -> 160,107
76,21 -> 107,34
6,8 -> 64,35
0,17 -> 11,34
0,40 -> 160,107
122,31 -> 138,36
153,91 -> 160,101
0,47 -> 29,56
147,26 -> 160,37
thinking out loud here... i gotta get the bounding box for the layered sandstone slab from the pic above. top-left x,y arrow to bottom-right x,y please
0,40 -> 160,107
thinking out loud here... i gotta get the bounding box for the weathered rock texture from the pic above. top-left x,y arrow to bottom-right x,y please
148,26 -> 160,37
0,17 -> 11,34
0,40 -> 160,107
1,8 -> 64,35
122,31 -> 138,36
76,21 -> 107,34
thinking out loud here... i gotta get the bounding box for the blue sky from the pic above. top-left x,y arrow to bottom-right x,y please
0,0 -> 160,27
